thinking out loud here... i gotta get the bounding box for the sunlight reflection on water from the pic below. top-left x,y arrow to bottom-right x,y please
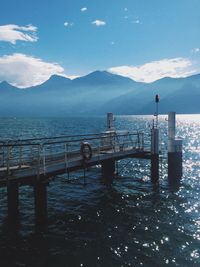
0,115 -> 200,266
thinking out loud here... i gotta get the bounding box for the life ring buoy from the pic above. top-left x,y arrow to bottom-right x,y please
80,142 -> 92,161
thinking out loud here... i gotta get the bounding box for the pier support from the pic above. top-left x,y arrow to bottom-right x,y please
151,128 -> 159,183
102,159 -> 115,182
168,112 -> 183,186
7,181 -> 19,224
107,113 -> 114,130
34,181 -> 48,231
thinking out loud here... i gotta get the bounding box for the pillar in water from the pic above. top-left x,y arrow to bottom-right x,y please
167,112 -> 183,186
107,113 -> 114,130
168,139 -> 183,186
101,159 -> 115,183
34,181 -> 48,232
7,181 -> 19,228
151,128 -> 159,183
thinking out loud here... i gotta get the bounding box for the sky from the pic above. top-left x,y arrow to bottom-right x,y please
0,0 -> 200,87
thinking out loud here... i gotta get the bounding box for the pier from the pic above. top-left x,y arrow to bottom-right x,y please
0,131 -> 150,186
0,129 -> 151,229
0,111 -> 182,230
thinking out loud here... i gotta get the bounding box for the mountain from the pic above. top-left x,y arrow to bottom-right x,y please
0,81 -> 19,94
0,71 -> 138,116
73,70 -> 137,87
98,74 -> 200,115
0,71 -> 200,116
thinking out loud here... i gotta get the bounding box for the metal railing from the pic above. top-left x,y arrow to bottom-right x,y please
0,131 -> 149,178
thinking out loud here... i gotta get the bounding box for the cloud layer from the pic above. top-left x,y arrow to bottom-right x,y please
0,24 -> 38,44
0,53 -> 66,88
109,58 -> 197,83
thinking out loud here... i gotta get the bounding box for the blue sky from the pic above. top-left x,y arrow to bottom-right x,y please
0,0 -> 200,87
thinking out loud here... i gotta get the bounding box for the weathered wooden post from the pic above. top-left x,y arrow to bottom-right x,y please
168,112 -> 183,186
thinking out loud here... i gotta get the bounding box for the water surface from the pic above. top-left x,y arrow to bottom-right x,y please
0,115 -> 200,267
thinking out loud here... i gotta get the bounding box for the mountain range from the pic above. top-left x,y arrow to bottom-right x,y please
0,71 -> 200,116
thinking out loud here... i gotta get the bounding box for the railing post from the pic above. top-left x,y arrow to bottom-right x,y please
42,145 -> 46,175
142,133 -> 144,151
64,143 -> 68,171
2,145 -> 5,167
19,146 -> 22,168
37,144 -> 41,179
137,132 -> 140,149
6,146 -> 11,177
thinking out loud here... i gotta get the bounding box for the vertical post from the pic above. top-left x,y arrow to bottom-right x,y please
150,95 -> 160,183
19,146 -> 22,168
168,111 -> 176,140
107,113 -> 114,130
34,181 -> 48,231
168,112 -> 183,186
101,159 -> 115,183
6,146 -> 11,177
7,181 -> 19,226
151,128 -> 159,183
42,146 -> 46,175
37,144 -> 41,179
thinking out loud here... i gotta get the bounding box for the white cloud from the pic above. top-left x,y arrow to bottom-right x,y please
64,22 -> 69,27
192,48 -> 200,54
0,53 -> 67,88
81,7 -> 87,12
133,19 -> 140,24
0,24 -> 38,44
92,20 -> 106,27
64,21 -> 73,27
62,74 -> 79,80
109,58 -> 197,83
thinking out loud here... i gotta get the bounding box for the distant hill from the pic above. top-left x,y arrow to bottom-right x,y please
97,73 -> 200,115
0,71 -> 200,116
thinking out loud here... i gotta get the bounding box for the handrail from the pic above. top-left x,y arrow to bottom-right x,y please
0,131 -> 124,143
0,131 -> 149,178
0,132 -> 143,147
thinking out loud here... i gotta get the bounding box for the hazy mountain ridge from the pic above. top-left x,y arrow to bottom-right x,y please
0,71 -> 200,116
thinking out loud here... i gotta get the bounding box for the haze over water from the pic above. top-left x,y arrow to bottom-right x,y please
0,115 -> 200,267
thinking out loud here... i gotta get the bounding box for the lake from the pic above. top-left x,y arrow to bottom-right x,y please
0,115 -> 200,267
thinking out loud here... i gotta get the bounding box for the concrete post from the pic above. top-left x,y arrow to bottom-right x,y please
168,111 -> 176,141
151,128 -> 159,183
107,113 -> 114,130
168,112 -> 183,186
34,181 -> 48,231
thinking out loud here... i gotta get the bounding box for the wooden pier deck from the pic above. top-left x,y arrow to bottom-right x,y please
0,131 -> 151,187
